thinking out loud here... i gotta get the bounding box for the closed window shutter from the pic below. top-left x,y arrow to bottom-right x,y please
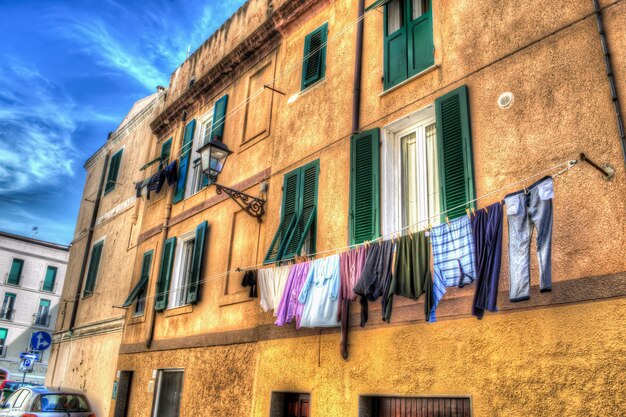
407,0 -> 434,77
384,0 -> 408,89
210,95 -> 229,141
173,120 -> 197,203
301,24 -> 327,90
159,138 -> 173,171
187,221 -> 208,304
83,242 -> 103,296
264,170 -> 301,263
435,85 -> 475,220
105,150 -> 123,193
350,129 -> 380,245
43,267 -> 57,292
282,161 -> 319,259
122,251 -> 153,307
155,237 -> 176,311
7,259 -> 24,285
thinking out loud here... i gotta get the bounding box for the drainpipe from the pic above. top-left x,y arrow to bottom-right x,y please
341,0 -> 365,361
593,0 -> 626,166
68,152 -> 110,333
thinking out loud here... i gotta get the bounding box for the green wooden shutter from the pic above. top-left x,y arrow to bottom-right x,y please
282,160 -> 319,259
384,0 -> 408,90
435,85 -> 475,220
186,221 -> 208,304
7,259 -> 24,285
122,250 -> 153,307
350,129 -> 380,245
407,0 -> 434,77
210,95 -> 229,141
159,138 -> 173,171
83,242 -> 103,296
105,149 -> 123,194
0,328 -> 7,344
155,237 -> 176,311
173,120 -> 197,203
264,170 -> 301,263
301,23 -> 328,90
43,267 -> 57,292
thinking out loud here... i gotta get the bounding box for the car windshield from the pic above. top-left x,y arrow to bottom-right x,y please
32,394 -> 90,412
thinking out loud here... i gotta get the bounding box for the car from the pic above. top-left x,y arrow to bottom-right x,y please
0,382 -> 42,402
0,386 -> 95,417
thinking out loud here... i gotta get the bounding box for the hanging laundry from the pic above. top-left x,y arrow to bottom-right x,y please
164,160 -> 178,185
298,255 -> 340,328
504,176 -> 553,302
338,246 -> 369,359
258,265 -> 291,313
135,179 -> 147,198
352,240 -> 394,327
428,216 -> 476,322
275,262 -> 311,328
385,231 -> 432,322
146,169 -> 165,199
471,203 -> 504,319
240,269 -> 258,298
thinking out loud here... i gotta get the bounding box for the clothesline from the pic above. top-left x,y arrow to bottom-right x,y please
105,156 -> 579,308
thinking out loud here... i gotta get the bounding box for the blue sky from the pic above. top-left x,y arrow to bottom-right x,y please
0,0 -> 244,245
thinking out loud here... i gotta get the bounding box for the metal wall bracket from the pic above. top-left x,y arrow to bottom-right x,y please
214,183 -> 266,223
580,153 -> 615,180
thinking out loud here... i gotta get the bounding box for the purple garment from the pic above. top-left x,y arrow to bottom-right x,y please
274,262 -> 311,328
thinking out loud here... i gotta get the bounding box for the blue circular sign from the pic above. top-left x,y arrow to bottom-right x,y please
30,331 -> 52,351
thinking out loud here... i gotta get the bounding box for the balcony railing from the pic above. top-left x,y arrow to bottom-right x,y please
0,346 -> 6,358
32,313 -> 50,327
0,309 -> 14,321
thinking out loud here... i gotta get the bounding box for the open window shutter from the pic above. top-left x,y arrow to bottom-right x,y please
282,161 -> 319,259
435,85 -> 475,220
187,221 -> 207,304
173,120 -> 197,203
154,237 -> 176,311
264,170 -> 301,263
210,95 -> 229,141
105,150 -> 123,193
159,138 -> 173,170
407,0 -> 434,77
84,243 -> 103,295
384,0 -> 408,89
122,251 -> 153,307
350,129 -> 380,245
302,24 -> 327,90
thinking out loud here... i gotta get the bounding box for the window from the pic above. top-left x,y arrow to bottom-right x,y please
359,396 -> 471,417
7,258 -> 24,286
0,293 -> 15,320
83,240 -> 104,297
105,149 -> 124,194
0,328 -> 7,357
381,85 -> 475,233
152,370 -> 184,417
383,0 -> 434,90
159,138 -> 173,171
32,394 -> 90,412
112,371 -> 133,417
122,250 -> 153,316
264,160 -> 319,263
301,23 -> 328,90
187,112 -> 213,197
42,266 -> 57,292
270,392 -> 310,417
34,299 -> 51,326
154,222 -> 207,311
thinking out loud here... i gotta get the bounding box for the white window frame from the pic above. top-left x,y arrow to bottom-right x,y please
167,229 -> 196,309
381,104 -> 439,235
185,110 -> 213,198
152,369 -> 185,417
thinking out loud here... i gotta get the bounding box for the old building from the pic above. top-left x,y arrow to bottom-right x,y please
54,0 -> 626,416
0,231 -> 68,384
45,92 -> 165,417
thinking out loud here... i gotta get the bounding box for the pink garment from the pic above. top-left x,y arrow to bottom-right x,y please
274,262 -> 311,328
338,246 -> 369,322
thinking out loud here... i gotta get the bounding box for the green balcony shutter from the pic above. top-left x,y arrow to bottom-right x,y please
43,266 -> 57,292
7,259 -> 24,285
105,149 -> 123,194
301,23 -> 328,90
173,120 -> 197,203
159,138 -> 173,171
122,251 -> 152,307
155,237 -> 176,311
264,170 -> 301,263
384,0 -> 408,90
210,95 -> 229,141
83,242 -> 103,296
407,0 -> 434,77
282,160 -> 319,260
350,129 -> 380,245
187,221 -> 208,304
435,85 -> 475,220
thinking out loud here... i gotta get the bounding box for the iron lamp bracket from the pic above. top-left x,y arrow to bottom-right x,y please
214,183 -> 266,223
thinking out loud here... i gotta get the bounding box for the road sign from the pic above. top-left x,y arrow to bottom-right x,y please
19,352 -> 40,361
19,358 -> 34,373
30,331 -> 52,351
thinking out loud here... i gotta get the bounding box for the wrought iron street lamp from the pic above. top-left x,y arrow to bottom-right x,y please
197,137 -> 266,223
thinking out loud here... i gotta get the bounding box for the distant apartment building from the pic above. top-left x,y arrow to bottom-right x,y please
0,231 -> 68,383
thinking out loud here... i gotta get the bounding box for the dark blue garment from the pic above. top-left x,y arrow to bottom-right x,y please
471,202 -> 503,319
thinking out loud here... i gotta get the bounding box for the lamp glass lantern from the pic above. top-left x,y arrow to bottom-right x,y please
197,137 -> 233,184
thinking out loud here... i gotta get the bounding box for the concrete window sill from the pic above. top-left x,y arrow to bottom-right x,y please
164,304 -> 193,317
379,64 -> 440,97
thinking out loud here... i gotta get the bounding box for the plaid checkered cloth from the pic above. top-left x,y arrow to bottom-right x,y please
428,216 -> 476,322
